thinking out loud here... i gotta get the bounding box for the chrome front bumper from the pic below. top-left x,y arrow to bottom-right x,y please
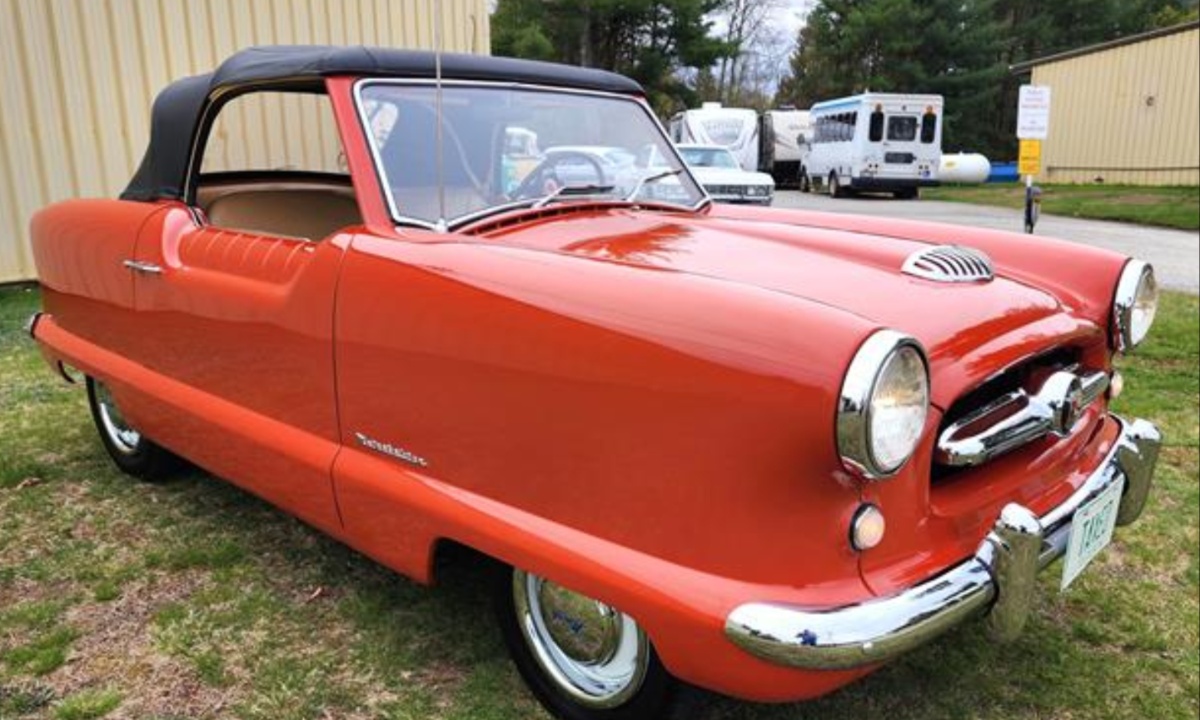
725,416 -> 1161,671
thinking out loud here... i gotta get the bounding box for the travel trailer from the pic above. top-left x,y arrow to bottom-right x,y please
668,103 -> 760,172
804,93 -> 943,198
758,108 -> 812,187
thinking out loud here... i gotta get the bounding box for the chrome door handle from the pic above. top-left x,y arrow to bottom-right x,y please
123,260 -> 163,274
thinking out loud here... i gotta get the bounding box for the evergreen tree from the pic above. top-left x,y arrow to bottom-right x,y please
776,0 -> 1193,158
491,0 -> 735,114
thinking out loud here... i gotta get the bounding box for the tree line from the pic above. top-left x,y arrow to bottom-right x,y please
491,0 -> 1199,159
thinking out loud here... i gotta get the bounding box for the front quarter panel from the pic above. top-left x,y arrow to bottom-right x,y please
331,230 -> 881,695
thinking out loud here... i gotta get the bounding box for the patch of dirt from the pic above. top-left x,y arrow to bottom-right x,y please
46,573 -> 234,719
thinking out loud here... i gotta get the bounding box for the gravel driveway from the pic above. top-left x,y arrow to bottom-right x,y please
773,190 -> 1199,293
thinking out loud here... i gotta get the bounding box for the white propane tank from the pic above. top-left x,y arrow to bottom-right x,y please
939,153 -> 991,184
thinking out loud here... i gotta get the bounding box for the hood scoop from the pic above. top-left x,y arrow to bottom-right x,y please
902,245 -> 995,284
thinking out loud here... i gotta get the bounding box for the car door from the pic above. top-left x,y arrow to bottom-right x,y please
123,89 -> 356,535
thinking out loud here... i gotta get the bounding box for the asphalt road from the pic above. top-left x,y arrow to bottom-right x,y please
772,190 -> 1200,293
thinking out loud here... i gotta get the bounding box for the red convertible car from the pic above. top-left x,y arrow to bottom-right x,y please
28,47 -> 1162,720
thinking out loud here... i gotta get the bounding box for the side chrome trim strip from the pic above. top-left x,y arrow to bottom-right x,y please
725,415 -> 1161,670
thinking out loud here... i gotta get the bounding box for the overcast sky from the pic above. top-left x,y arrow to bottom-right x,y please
774,0 -> 816,39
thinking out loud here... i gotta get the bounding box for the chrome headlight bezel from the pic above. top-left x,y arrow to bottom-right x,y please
1112,260 -> 1158,353
837,330 -> 930,480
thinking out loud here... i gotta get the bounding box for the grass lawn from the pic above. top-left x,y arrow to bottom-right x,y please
2,284 -> 1197,720
924,184 -> 1200,231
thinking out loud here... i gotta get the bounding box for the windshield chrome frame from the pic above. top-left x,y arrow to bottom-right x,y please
351,78 -> 710,232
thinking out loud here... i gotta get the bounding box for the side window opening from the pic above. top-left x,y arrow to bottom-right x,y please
869,108 -> 885,142
195,90 -> 361,241
921,110 -> 938,144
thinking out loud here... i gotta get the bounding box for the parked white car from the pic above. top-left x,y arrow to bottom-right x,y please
677,144 -> 775,205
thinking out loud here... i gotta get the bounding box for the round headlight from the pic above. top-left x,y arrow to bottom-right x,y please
1112,260 -> 1158,352
837,330 -> 930,480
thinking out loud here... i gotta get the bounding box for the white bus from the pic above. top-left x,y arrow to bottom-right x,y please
803,93 -> 943,199
757,108 -> 811,188
668,103 -> 760,172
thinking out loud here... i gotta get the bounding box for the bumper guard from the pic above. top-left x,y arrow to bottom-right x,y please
725,416 -> 1161,670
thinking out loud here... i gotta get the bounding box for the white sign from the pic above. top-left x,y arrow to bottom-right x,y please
1017,85 -> 1051,140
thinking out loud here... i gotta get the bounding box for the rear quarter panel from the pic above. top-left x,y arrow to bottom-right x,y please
31,199 -> 165,359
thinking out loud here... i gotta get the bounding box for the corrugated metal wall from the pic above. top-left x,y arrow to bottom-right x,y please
1032,26 -> 1199,186
0,0 -> 490,284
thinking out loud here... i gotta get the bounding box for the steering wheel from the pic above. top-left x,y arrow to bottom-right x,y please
512,151 -> 608,201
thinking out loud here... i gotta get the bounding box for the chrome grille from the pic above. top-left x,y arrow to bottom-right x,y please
902,245 -> 994,283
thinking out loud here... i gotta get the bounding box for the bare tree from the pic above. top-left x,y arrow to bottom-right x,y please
716,0 -> 783,103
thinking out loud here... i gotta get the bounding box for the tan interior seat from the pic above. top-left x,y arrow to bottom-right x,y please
204,188 -> 362,240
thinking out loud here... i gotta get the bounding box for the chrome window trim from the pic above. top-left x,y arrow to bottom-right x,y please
1111,259 -> 1154,353
836,329 -> 930,480
351,78 -> 710,232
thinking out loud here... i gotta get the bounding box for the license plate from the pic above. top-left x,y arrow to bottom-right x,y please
1061,478 -> 1124,590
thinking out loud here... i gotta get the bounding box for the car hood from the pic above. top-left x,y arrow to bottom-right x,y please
690,167 -> 774,185
486,209 -> 1080,407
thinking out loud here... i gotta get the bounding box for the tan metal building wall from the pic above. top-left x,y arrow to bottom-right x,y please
0,0 -> 490,284
1029,23 -> 1199,186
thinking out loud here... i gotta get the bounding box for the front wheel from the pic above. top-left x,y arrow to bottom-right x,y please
828,172 -> 846,198
87,377 -> 178,480
799,170 -> 811,193
494,567 -> 675,720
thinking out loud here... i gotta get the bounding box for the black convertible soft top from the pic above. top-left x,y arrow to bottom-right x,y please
122,45 -> 645,202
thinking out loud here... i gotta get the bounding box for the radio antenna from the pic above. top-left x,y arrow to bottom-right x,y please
433,4 -> 447,233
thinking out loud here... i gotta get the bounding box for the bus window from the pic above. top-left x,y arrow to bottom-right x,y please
869,108 -> 884,142
921,111 -> 938,144
887,115 -> 918,141
839,112 -> 857,141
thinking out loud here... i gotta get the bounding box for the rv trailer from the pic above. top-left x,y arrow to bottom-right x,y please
668,103 -> 760,172
758,108 -> 812,188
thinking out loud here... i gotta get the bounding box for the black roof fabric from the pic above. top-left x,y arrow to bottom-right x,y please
122,46 -> 644,202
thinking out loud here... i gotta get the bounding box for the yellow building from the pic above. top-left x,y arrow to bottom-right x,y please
0,0 -> 490,283
1012,21 -> 1199,187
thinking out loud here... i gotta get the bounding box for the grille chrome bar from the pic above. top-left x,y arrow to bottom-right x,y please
937,369 -> 1110,467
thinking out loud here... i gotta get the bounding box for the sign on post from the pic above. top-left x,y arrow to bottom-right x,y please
1017,85 -> 1051,140
1017,85 -> 1051,234
1018,139 -> 1042,176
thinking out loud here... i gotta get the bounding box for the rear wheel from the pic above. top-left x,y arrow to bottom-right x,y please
494,566 -> 675,720
87,377 -> 178,480
828,172 -> 845,198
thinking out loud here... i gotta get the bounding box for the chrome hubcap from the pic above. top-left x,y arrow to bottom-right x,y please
513,570 -> 649,709
95,382 -> 141,454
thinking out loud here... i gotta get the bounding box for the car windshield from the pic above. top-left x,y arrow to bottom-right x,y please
679,147 -> 740,169
357,83 -> 705,228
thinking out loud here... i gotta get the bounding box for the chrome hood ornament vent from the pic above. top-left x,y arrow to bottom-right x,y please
902,245 -> 995,283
